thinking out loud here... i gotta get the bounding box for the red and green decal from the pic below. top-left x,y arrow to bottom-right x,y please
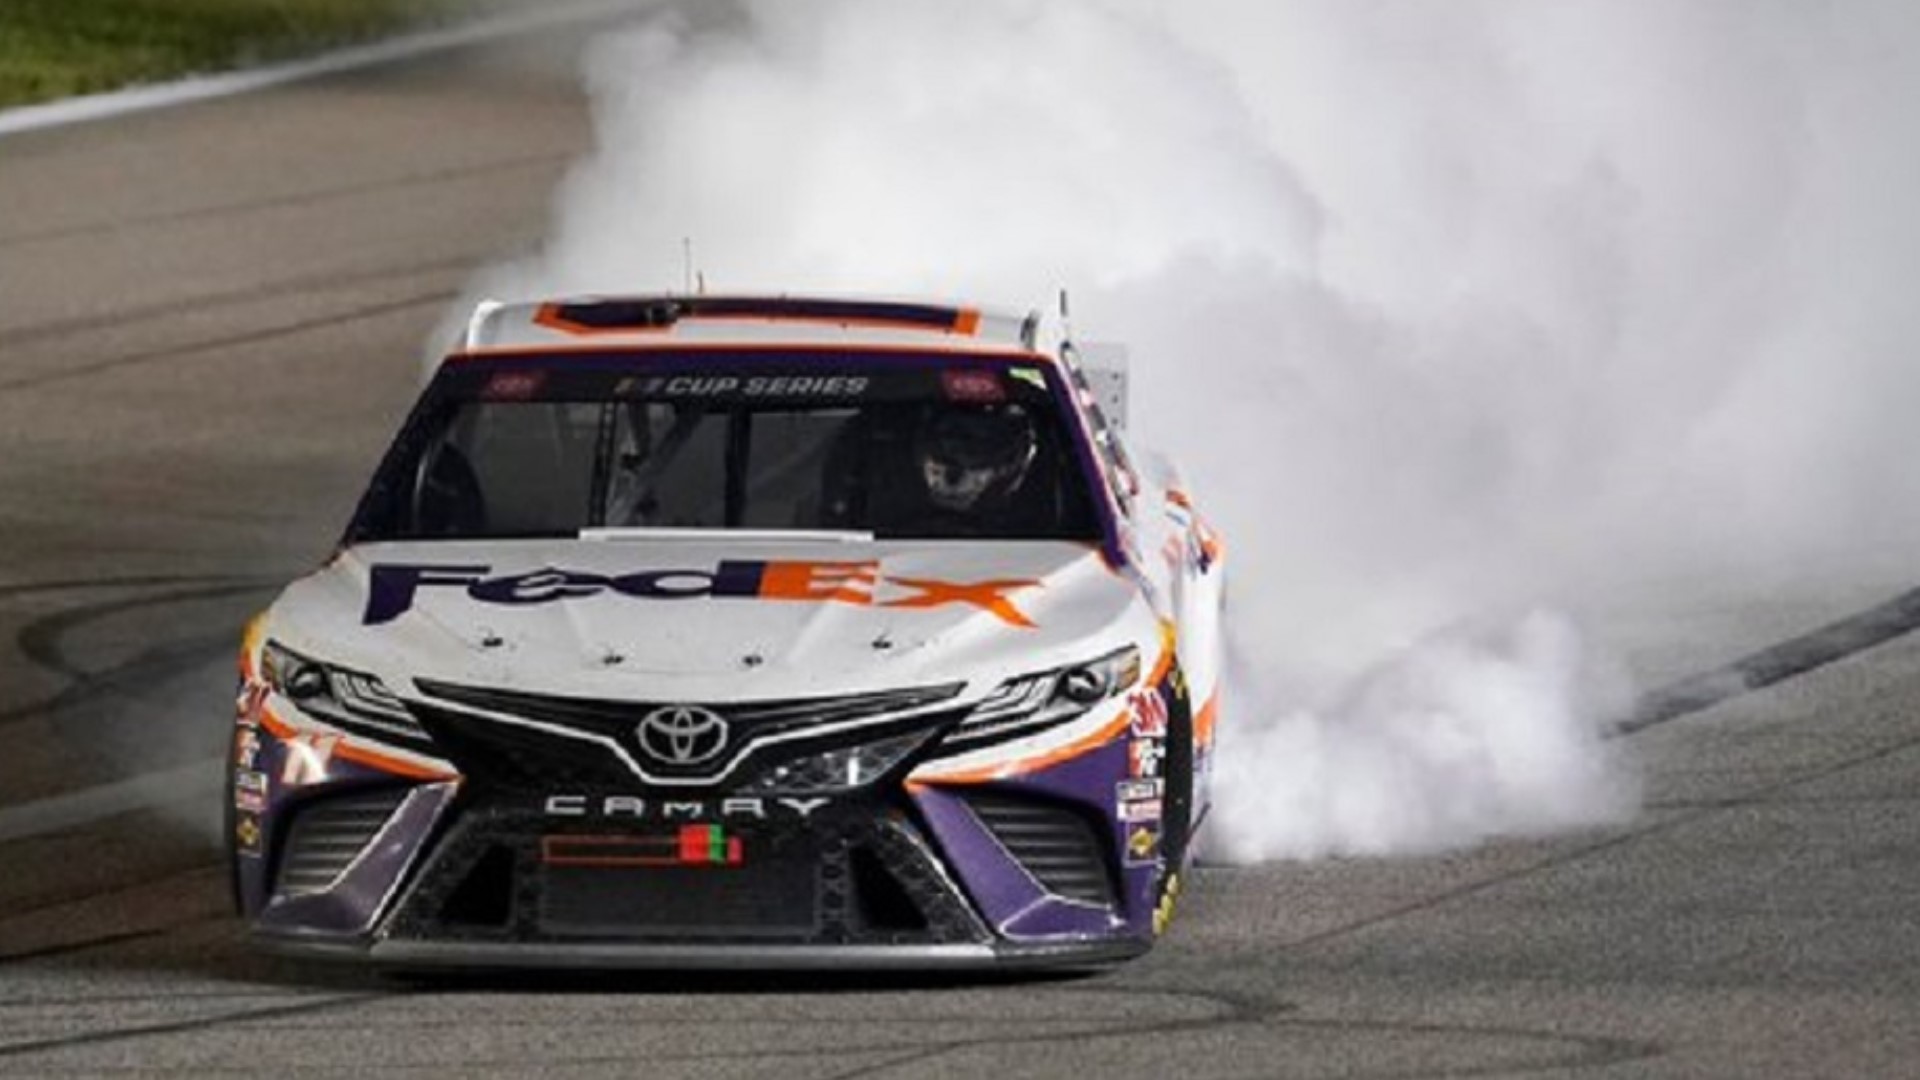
677,824 -> 743,867
541,826 -> 744,868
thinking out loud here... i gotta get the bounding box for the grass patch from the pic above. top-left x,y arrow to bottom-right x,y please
0,0 -> 484,110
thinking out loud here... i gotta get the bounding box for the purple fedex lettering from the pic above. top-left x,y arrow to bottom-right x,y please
364,565 -> 490,625
467,568 -> 607,606
363,562 -> 772,625
607,563 -> 766,599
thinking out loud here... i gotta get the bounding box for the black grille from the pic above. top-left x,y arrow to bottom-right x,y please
540,834 -> 822,937
274,786 -> 410,897
409,680 -> 964,790
383,802 -> 987,947
963,791 -> 1117,908
410,703 -> 637,790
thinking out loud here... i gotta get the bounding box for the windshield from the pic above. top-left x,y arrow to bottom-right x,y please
346,354 -> 1105,544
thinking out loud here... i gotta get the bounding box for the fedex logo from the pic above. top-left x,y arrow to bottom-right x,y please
365,561 -> 1040,628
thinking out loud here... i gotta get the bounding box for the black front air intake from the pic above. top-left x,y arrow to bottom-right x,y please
382,806 -> 989,947
273,786 -> 410,898
962,790 -> 1118,908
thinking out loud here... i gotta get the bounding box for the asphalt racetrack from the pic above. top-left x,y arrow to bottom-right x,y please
4,16 -> 1920,1078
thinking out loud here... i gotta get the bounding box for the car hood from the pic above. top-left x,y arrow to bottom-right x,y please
268,537 -> 1150,701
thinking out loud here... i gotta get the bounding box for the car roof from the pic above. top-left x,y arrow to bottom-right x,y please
456,295 -> 1045,358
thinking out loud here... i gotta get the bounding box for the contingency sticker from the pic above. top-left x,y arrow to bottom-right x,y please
1128,738 -> 1165,780
234,728 -> 261,770
235,812 -> 264,858
1125,824 -> 1161,865
1129,687 -> 1169,738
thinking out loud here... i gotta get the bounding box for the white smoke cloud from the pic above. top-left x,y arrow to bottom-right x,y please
453,0 -> 1920,859
1211,611 -> 1638,861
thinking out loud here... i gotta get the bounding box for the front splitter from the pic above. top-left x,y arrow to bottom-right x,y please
256,932 -> 1148,971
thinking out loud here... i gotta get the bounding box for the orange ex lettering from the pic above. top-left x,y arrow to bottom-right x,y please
758,560 -> 879,604
882,577 -> 1041,629
763,563 -> 1040,629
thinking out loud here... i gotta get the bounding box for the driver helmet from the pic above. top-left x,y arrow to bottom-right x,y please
915,404 -> 1039,513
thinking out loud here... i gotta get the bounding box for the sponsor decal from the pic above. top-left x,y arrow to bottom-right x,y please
940,369 -> 1006,403
542,825 -> 744,868
482,370 -> 546,401
1153,870 -> 1183,935
280,733 -> 341,787
1118,797 -> 1162,823
543,794 -> 830,822
1125,824 -> 1161,865
364,561 -> 1041,629
1129,687 -> 1169,738
235,769 -> 269,795
235,789 -> 268,814
1115,778 -> 1161,802
235,812 -> 264,857
234,729 -> 261,770
1128,737 -> 1165,780
615,375 -> 872,399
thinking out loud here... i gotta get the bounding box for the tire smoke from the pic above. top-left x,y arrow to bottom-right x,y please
453,0 -> 1920,859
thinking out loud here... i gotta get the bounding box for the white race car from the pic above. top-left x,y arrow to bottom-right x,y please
231,294 -> 1226,968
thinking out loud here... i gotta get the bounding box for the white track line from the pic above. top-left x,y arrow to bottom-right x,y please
0,758 -> 224,844
0,0 -> 658,139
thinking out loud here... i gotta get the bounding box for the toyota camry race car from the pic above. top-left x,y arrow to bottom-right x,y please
230,294 -> 1225,968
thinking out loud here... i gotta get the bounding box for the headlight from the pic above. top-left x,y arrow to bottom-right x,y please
261,640 -> 432,749
740,728 -> 936,795
942,645 -> 1141,752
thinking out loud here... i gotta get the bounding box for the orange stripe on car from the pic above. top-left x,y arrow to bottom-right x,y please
1147,622 -> 1177,686
1194,691 -> 1220,748
238,613 -> 268,681
532,303 -> 672,337
910,635 -> 1178,786
910,709 -> 1133,787
258,706 -> 456,783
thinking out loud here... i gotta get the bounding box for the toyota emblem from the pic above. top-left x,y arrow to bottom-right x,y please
634,705 -> 730,767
